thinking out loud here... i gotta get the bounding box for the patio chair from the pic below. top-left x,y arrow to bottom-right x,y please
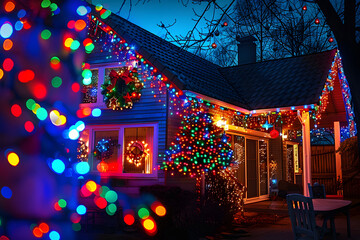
287,194 -> 321,240
308,183 -> 326,199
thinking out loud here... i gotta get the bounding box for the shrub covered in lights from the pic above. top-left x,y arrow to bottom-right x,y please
162,111 -> 233,177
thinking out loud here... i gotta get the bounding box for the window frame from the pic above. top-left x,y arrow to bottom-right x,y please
85,122 -> 159,179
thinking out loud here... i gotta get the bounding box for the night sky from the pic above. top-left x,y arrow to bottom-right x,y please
92,0 -> 232,40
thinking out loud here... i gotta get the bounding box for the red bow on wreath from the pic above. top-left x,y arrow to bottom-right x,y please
106,69 -> 134,91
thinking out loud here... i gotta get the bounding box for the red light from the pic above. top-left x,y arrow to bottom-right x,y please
70,213 -> 81,223
211,43 -> 217,48
39,223 -> 49,233
32,83 -> 47,99
329,37 -> 334,43
54,202 -> 62,211
223,22 -> 228,27
11,104 -> 22,117
72,82 -> 80,92
302,6 -> 307,11
80,184 -> 92,197
83,38 -> 92,46
3,58 -> 14,72
0,236 -> 10,240
124,214 -> 135,225
315,18 -> 320,24
97,161 -> 109,172
5,1 -> 15,13
94,196 -> 107,209
67,20 -> 75,29
82,63 -> 90,70
32,227 -> 43,238
74,20 -> 86,31
18,70 -> 35,82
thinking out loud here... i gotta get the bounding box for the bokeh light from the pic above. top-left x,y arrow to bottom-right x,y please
41,29 -> 51,40
51,76 -> 62,88
32,227 -> 43,238
5,1 -> 15,12
85,180 -> 97,192
33,83 -> 47,99
49,231 -> 60,240
105,190 -> 118,203
143,218 -> 155,231
1,186 -> 12,199
75,161 -> 90,174
26,99 -> 36,110
138,207 -> 150,219
3,58 -> 14,71
7,152 -> 19,166
36,107 -> 48,120
92,108 -> 101,117
0,22 -> 13,39
77,6 -> 88,16
24,121 -> 35,133
71,82 -> 80,92
51,159 -> 65,174
18,69 -> 35,82
155,205 -> 166,216
39,223 -> 49,233
0,69 -> 3,80
74,20 -> 86,31
124,214 -> 135,225
76,205 -> 86,215
58,199 -> 67,208
10,104 -> 22,117
94,196 -> 107,209
3,39 -> 13,51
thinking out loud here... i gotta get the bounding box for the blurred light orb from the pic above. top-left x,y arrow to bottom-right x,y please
92,108 -> 101,117
0,22 -> 13,39
1,186 -> 12,199
75,162 -> 90,174
77,6 -> 88,16
69,129 -> 79,140
49,231 -> 60,240
76,205 -> 87,215
7,152 -> 19,166
51,159 -> 65,174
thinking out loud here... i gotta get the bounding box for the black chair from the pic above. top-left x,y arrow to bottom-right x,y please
287,194 -> 321,240
308,183 -> 326,199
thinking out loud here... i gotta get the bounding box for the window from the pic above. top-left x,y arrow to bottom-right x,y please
81,69 -> 98,103
82,123 -> 158,178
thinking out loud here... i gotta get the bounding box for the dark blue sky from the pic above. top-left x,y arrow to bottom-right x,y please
92,0 -> 232,39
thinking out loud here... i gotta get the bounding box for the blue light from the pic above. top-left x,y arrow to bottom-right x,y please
291,106 -> 295,110
75,121 -> 85,132
92,108 -> 101,117
52,159 -> 65,174
18,9 -> 26,18
49,231 -> 60,240
75,162 -> 90,175
76,6 -> 88,16
76,205 -> 87,215
68,129 -> 79,140
1,186 -> 12,199
0,22 -> 13,39
14,21 -> 23,31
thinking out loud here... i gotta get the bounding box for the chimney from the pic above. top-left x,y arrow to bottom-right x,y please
237,36 -> 257,65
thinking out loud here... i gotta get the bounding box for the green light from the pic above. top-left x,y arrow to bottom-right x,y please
50,3 -> 58,12
99,186 -> 109,198
138,208 -> 150,219
51,76 -> 62,88
41,29 -> 51,40
26,99 -> 36,110
85,43 -> 94,53
36,107 -> 48,121
82,69 -> 92,79
107,203 -> 117,213
72,223 -> 81,231
58,199 -> 67,208
70,40 -> 80,50
41,0 -> 51,8
105,190 -> 118,203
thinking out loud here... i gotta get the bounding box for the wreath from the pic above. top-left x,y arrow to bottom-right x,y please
101,67 -> 143,110
126,140 -> 150,167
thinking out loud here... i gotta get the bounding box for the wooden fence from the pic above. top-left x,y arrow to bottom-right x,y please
300,145 -> 337,195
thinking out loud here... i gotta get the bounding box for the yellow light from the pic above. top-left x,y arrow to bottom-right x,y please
85,180 -> 97,192
8,152 -> 19,166
155,206 -> 166,216
143,219 -> 155,231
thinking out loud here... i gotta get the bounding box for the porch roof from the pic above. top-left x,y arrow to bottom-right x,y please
88,7 -> 338,112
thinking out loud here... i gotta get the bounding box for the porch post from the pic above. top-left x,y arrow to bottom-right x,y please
301,111 -> 311,197
334,121 -> 342,183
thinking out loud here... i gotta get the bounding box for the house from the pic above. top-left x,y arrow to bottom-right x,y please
79,6 -> 356,203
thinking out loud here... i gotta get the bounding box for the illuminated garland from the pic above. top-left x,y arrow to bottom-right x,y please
93,138 -> 117,161
77,139 -> 89,162
101,67 -> 143,110
126,140 -> 150,167
162,109 -> 233,177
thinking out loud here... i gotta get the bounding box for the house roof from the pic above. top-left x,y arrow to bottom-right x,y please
219,49 -> 337,109
88,7 -> 337,111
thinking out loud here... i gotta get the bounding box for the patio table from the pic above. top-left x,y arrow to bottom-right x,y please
312,199 -> 352,240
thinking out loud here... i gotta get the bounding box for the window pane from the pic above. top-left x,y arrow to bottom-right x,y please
81,69 -> 98,103
78,129 -> 90,162
124,127 -> 153,174
232,135 -> 245,185
259,140 -> 268,195
93,130 -> 119,172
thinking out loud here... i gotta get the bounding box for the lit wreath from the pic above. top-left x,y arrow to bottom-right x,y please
126,140 -> 150,167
